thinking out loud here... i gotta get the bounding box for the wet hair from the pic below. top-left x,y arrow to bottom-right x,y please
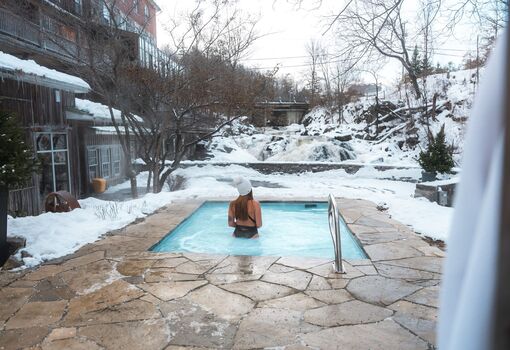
231,190 -> 253,221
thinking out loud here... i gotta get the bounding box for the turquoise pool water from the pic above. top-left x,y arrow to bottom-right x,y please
151,202 -> 367,259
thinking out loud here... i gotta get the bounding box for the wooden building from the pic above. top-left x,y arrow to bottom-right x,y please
0,51 -> 132,216
67,98 -> 138,195
0,0 -> 165,73
253,101 -> 310,127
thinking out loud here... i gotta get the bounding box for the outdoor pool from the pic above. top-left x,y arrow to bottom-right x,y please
151,201 -> 367,259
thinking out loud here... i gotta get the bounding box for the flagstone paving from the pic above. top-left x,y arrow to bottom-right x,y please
0,198 -> 443,349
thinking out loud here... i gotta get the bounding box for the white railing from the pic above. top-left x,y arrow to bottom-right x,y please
328,194 -> 345,273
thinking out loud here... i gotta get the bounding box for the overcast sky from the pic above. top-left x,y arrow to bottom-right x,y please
156,0 -> 480,86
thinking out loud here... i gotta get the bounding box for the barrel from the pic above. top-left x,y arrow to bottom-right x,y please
92,178 -> 107,193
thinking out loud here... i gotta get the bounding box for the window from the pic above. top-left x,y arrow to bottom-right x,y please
35,132 -> 70,198
102,0 -> 111,24
87,148 -> 98,180
112,147 -> 121,176
139,35 -> 157,68
134,0 -> 140,13
41,15 -> 56,33
148,53 -> 153,68
74,0 -> 82,14
144,5 -> 150,19
101,148 -> 111,178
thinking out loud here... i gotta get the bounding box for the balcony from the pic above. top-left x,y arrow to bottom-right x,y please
0,7 -> 79,62
43,0 -> 82,17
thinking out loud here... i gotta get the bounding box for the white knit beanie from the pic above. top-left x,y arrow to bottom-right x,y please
232,177 -> 252,196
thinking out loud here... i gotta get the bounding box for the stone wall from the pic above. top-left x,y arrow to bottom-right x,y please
180,162 -> 421,182
414,181 -> 457,207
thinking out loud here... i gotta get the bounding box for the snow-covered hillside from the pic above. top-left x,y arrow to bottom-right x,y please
202,69 -> 477,167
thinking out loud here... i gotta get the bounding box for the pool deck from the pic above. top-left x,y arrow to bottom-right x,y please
0,197 -> 444,349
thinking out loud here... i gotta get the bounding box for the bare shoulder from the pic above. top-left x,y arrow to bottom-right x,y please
252,200 -> 261,208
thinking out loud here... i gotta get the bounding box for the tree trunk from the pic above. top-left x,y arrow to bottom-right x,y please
129,176 -> 138,198
152,165 -> 160,194
146,169 -> 152,193
0,187 -> 9,265
408,71 -> 422,99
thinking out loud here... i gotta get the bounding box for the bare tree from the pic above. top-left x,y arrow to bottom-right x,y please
110,1 -> 267,193
333,0 -> 424,99
419,0 -> 441,132
446,0 -> 508,34
331,62 -> 360,123
5,0 -> 266,196
305,39 -> 323,106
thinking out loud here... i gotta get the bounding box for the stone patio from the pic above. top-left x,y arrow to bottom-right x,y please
0,198 -> 444,349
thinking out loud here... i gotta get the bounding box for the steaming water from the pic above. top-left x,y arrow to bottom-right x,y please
151,202 -> 367,259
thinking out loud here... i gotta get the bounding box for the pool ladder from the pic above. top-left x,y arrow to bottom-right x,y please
328,194 -> 345,274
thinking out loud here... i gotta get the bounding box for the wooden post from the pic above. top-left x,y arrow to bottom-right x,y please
0,187 -> 9,265
494,28 -> 510,350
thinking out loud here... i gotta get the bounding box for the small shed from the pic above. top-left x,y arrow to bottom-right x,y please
253,101 -> 309,127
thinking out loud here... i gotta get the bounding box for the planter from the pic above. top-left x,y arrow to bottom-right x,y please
421,171 -> 437,182
0,187 -> 9,265
92,178 -> 107,193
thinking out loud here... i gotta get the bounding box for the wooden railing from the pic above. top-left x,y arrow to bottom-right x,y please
0,7 -> 79,60
0,8 -> 40,46
44,0 -> 83,17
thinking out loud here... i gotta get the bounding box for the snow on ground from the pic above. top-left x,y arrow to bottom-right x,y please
7,192 -> 174,267
203,69 -> 474,166
8,164 -> 452,267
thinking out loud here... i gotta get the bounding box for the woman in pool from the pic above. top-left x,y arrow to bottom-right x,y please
228,177 -> 262,239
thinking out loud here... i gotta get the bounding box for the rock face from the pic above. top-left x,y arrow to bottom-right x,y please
0,198 -> 442,350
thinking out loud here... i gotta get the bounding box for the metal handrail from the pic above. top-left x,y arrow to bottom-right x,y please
328,194 -> 345,273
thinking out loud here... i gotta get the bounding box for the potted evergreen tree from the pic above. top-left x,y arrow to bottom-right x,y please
0,112 -> 38,264
418,124 -> 455,181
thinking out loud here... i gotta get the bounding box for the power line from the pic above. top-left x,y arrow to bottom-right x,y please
239,47 -> 472,63
246,51 -> 466,70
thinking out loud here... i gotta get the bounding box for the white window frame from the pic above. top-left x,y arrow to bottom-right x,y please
144,4 -> 150,19
100,147 -> 111,179
112,146 -> 121,176
87,147 -> 98,181
34,132 -> 71,193
74,0 -> 82,14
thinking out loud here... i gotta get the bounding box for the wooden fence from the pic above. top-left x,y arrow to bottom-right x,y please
8,186 -> 41,217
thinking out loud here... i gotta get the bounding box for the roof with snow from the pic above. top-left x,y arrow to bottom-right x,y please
0,51 -> 90,93
68,98 -> 143,124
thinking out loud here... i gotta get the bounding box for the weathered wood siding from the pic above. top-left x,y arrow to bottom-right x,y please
0,79 -> 74,126
68,120 -> 129,196
1,78 -> 77,215
7,186 -> 41,217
